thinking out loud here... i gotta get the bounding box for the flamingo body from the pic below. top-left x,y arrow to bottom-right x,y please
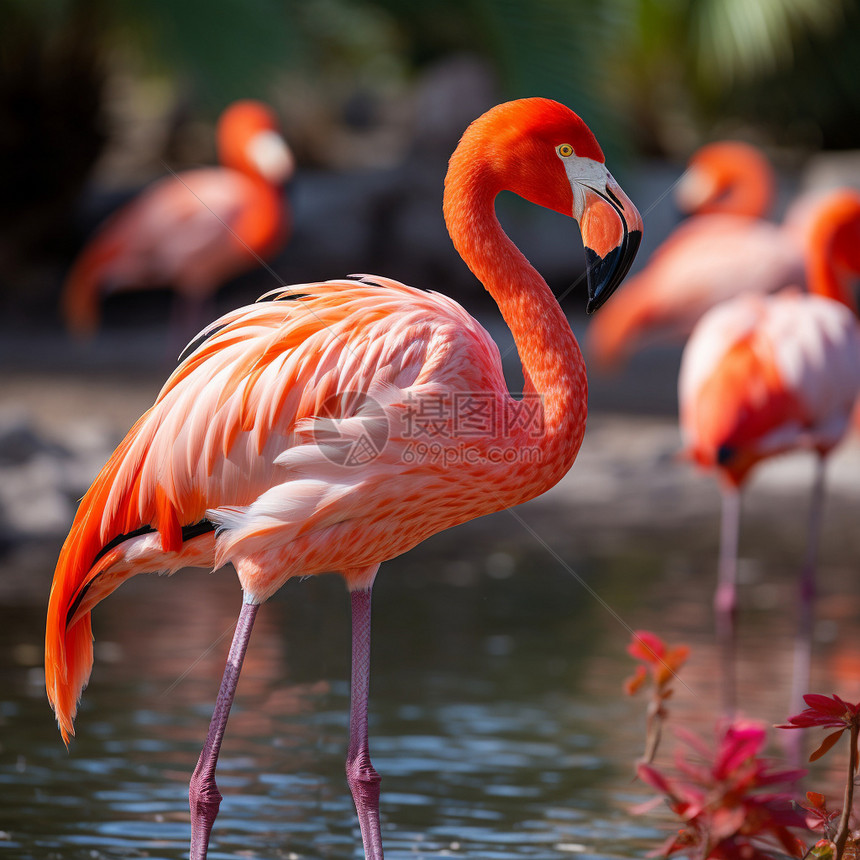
45,98 -> 643,858
680,188 -> 860,483
62,100 -> 293,335
680,291 -> 860,485
56,277 -> 574,633
677,188 -> 860,715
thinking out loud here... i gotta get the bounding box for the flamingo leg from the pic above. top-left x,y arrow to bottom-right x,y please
790,455 -> 827,714
189,601 -> 259,860
715,487 -> 741,715
346,587 -> 384,860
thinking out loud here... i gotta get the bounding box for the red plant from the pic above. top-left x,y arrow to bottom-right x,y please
626,630 -> 691,694
625,630 -> 690,763
637,720 -> 807,859
777,695 -> 860,763
802,791 -> 840,834
777,695 -> 860,859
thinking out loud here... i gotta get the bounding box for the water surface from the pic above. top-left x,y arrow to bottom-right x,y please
2,506 -> 859,859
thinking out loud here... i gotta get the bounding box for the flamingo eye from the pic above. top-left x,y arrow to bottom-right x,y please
557,143 -> 574,158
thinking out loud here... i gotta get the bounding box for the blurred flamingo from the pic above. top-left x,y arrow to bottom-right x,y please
587,141 -> 809,369
44,98 -> 642,860
673,140 -> 775,219
61,100 -> 294,339
678,189 -> 860,714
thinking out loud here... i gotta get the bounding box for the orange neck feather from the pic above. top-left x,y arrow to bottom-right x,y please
443,128 -> 587,471
689,143 -> 774,219
806,191 -> 860,314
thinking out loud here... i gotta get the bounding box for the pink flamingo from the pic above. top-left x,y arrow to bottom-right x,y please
678,189 -> 860,714
587,141 -> 807,369
62,100 -> 294,338
45,98 -> 642,860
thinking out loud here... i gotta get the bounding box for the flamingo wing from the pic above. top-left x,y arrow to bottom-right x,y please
679,293 -> 860,483
46,276 -> 507,740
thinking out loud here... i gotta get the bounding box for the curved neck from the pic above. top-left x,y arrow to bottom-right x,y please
807,232 -> 858,315
697,151 -> 773,218
443,156 -> 587,467
719,164 -> 772,219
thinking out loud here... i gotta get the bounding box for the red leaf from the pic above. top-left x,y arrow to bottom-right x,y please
624,665 -> 648,696
809,729 -> 845,762
803,694 -> 848,715
637,762 -> 674,795
628,631 -> 665,664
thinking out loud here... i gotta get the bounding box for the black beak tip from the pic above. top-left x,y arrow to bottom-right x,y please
585,229 -> 642,314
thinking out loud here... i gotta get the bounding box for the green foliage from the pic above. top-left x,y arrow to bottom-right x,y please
111,0 -> 299,109
474,0 -> 628,161
5,0 -> 860,152
690,0 -> 847,88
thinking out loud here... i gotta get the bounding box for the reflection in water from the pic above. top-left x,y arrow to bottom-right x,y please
2,513 -> 859,858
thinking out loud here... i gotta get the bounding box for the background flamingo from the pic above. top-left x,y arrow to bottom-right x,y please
678,188 -> 860,714
61,99 -> 294,339
673,140 -> 775,219
44,98 -> 642,860
587,141 -> 807,370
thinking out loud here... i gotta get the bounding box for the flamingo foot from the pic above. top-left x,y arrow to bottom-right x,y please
346,746 -> 383,858
188,601 -> 258,860
189,760 -> 223,859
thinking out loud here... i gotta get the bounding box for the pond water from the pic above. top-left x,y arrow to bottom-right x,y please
2,502 -> 859,859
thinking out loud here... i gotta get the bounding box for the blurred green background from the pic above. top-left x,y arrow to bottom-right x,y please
2,0 -> 860,319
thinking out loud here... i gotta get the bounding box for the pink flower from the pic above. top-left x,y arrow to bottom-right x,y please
636,720 -> 807,858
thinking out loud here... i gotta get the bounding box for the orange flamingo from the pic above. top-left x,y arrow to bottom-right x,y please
62,100 -> 294,337
678,189 -> 860,714
45,98 -> 643,860
587,141 -> 808,369
674,140 -> 775,219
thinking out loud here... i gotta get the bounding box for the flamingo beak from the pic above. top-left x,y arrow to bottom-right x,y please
575,173 -> 643,313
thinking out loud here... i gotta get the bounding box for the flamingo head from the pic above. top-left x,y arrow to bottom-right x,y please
674,141 -> 774,219
217,100 -> 295,185
449,98 -> 643,313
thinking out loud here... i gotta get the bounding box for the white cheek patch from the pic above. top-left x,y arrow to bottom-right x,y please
675,165 -> 718,213
558,154 -> 610,217
247,130 -> 295,184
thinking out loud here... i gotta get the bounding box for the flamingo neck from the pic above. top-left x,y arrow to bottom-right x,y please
443,156 -> 587,476
807,234 -> 858,315
696,151 -> 773,218
719,165 -> 772,219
